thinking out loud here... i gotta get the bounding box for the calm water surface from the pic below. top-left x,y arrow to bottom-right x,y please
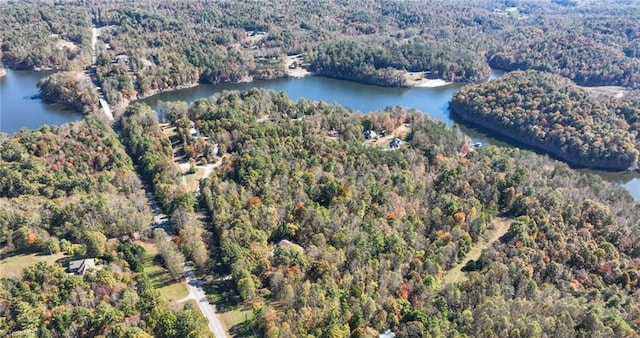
1,68 -> 637,199
143,76 -> 465,124
0,69 -> 82,133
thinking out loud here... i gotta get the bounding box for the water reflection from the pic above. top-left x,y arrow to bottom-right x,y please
0,69 -> 82,134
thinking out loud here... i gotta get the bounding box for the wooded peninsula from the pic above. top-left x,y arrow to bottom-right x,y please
452,71 -> 640,171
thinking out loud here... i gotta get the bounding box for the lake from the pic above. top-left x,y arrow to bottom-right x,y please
1,68 -> 638,199
143,76 -> 466,125
0,69 -> 82,134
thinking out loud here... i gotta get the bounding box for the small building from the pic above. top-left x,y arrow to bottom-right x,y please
68,258 -> 96,275
114,54 -> 130,64
364,130 -> 378,140
390,137 -> 402,149
379,329 -> 396,338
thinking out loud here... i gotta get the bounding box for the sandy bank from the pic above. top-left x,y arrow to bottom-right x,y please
404,71 -> 452,88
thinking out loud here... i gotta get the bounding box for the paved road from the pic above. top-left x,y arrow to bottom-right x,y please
88,21 -> 223,336
90,25 -> 113,122
184,266 -> 228,338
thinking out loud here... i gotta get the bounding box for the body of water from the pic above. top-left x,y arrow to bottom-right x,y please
142,76 -> 465,124
1,68 -> 638,199
0,69 -> 82,134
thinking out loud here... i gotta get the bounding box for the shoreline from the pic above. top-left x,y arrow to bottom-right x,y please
404,71 -> 453,88
450,101 -> 640,172
411,78 -> 453,88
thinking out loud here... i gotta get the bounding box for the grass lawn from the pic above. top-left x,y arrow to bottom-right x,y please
219,307 -> 254,333
175,299 -> 199,311
441,217 -> 513,285
183,167 -> 205,192
135,240 -> 159,257
136,240 -> 189,303
203,275 -> 256,336
145,261 -> 189,303
0,252 -> 67,278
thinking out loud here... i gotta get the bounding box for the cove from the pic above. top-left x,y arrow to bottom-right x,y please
0,68 -> 82,134
141,73 -> 640,200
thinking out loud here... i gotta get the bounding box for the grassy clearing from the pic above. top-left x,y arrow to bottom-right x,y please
161,125 -> 177,139
136,240 -> 189,303
369,123 -> 413,148
182,167 -> 205,192
441,217 -> 513,285
219,307 -> 254,334
135,240 -> 159,256
175,299 -> 199,311
0,252 -> 67,278
203,275 -> 256,336
145,262 -> 189,303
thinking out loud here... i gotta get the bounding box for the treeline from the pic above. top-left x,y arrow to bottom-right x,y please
117,103 -> 183,212
489,33 -> 640,88
117,103 -> 211,271
37,71 -> 99,113
0,262 -> 212,337
0,2 -> 91,71
451,70 -> 640,170
308,38 -> 490,86
0,118 -> 151,255
166,89 -> 640,336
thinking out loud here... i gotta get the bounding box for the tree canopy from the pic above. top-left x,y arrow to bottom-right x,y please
452,70 -> 640,171
158,89 -> 640,336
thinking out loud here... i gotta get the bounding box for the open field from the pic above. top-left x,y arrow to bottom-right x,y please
137,240 -> 189,303
0,252 -> 67,278
219,306 -> 254,336
442,217 -> 513,284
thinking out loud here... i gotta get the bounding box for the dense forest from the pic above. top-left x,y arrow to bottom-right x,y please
3,0 -> 640,336
0,117 -> 214,336
451,70 -> 640,171
0,262 -> 212,337
0,118 -> 150,253
0,2 -> 91,71
156,89 -> 640,336
4,0 -> 640,107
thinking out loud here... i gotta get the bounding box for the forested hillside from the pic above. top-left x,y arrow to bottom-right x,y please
160,89 -> 640,336
451,70 -> 640,171
0,118 -> 215,336
0,3 -> 91,71
37,71 -> 99,113
4,0 -> 640,107
0,263 -> 212,337
3,0 -> 640,336
0,118 -> 150,252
